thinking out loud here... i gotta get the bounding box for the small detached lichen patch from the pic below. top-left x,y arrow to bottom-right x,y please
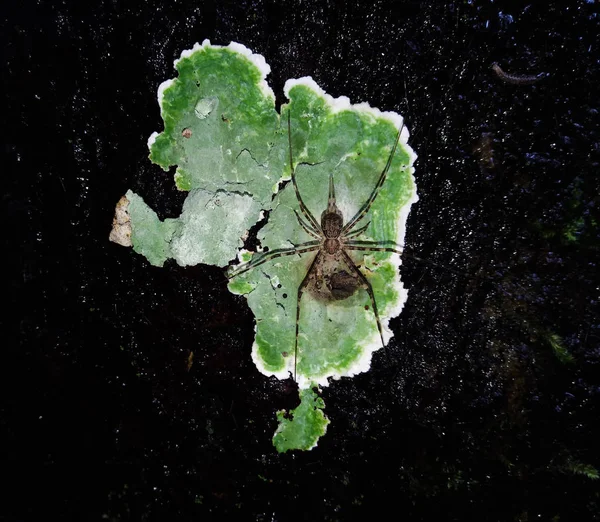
273,386 -> 330,453
110,41 -> 417,452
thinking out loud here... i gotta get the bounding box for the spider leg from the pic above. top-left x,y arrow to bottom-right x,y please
294,209 -> 321,239
345,241 -> 404,256
343,220 -> 371,239
227,241 -> 321,279
342,123 -> 404,235
339,249 -> 387,353
287,110 -> 322,233
293,250 -> 322,382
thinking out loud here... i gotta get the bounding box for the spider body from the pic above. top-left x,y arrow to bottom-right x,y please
303,180 -> 365,301
228,110 -> 407,382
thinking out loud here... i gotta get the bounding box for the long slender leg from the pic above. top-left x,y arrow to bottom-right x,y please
287,110 -> 322,233
343,220 -> 371,239
293,250 -> 322,382
227,242 -> 320,278
294,209 -> 321,239
339,249 -> 386,351
345,242 -> 404,255
342,124 -> 404,235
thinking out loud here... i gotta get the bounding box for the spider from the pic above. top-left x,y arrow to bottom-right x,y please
228,111 -> 409,382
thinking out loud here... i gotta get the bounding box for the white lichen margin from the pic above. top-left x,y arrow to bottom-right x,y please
175,40 -> 273,101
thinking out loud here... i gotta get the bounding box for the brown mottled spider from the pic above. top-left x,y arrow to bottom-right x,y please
228,111 -> 408,382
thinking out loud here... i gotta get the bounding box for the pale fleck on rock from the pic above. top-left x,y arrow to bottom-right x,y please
186,351 -> 194,371
109,195 -> 132,247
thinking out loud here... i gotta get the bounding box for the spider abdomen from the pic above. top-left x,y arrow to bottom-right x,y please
326,270 -> 360,300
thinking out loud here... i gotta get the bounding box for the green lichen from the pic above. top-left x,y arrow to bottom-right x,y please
273,386 -> 330,453
126,190 -> 181,267
170,189 -> 262,267
130,41 -> 286,268
124,188 -> 262,268
115,41 -> 417,451
149,43 -> 283,208
229,82 -> 416,389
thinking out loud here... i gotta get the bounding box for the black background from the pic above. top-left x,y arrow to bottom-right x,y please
3,0 -> 599,520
